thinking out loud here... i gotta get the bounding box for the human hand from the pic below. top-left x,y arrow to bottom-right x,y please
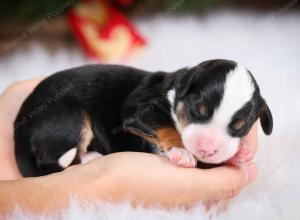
0,79 -> 257,211
0,79 -> 42,180
66,151 -> 257,209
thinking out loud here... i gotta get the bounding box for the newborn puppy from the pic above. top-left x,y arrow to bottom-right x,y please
14,59 -> 273,177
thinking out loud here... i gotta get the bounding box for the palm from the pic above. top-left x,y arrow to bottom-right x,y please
0,80 -> 258,207
0,79 -> 42,180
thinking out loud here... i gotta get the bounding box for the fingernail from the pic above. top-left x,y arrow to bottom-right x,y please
246,163 -> 257,184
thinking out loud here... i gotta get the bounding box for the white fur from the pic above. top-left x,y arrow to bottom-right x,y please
80,151 -> 103,164
182,124 -> 239,163
1,11 -> 300,220
181,64 -> 254,163
167,89 -> 182,132
213,64 -> 254,127
58,148 -> 77,168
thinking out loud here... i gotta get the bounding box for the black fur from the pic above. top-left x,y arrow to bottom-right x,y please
14,60 -> 273,177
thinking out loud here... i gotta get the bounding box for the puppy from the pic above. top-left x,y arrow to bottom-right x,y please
14,59 -> 273,177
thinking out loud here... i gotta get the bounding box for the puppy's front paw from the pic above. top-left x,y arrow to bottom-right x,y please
166,147 -> 197,168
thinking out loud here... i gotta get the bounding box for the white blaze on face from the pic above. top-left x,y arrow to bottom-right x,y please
213,64 -> 255,127
169,64 -> 255,164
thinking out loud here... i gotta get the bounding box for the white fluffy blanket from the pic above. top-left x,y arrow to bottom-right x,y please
1,11 -> 300,220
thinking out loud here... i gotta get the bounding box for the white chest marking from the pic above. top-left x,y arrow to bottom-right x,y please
167,89 -> 182,133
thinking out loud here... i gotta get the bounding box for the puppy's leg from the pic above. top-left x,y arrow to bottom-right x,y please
15,102 -> 93,176
128,127 -> 196,168
30,112 -> 83,175
121,79 -> 196,167
56,113 -> 95,167
155,127 -> 197,168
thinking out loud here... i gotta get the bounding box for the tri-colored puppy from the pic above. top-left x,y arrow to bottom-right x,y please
14,59 -> 273,177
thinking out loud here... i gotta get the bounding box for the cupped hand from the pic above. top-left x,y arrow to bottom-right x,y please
0,79 -> 42,180
62,151 -> 257,209
0,79 -> 258,209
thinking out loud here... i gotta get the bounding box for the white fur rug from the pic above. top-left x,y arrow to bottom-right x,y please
1,11 -> 300,220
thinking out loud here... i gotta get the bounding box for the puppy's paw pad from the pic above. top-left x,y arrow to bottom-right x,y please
166,147 -> 197,168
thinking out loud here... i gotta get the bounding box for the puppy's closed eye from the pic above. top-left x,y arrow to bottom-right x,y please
198,103 -> 208,116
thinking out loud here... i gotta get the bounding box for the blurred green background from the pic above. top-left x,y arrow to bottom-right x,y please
1,0 -> 299,22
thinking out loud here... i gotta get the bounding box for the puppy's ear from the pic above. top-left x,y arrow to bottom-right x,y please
259,100 -> 273,135
175,71 -> 195,98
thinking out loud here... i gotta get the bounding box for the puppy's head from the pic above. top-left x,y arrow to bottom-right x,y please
167,59 -> 273,164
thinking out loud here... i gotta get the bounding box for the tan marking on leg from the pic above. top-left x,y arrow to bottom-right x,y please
78,113 -> 94,155
155,127 -> 184,152
127,126 -> 183,152
127,128 -> 157,144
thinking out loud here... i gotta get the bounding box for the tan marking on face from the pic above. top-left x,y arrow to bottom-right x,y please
198,103 -> 208,116
78,113 -> 94,155
176,101 -> 189,130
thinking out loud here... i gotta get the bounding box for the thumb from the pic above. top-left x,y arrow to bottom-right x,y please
198,163 -> 257,200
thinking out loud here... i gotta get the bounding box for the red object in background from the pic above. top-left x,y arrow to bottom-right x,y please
117,0 -> 134,6
68,0 -> 145,62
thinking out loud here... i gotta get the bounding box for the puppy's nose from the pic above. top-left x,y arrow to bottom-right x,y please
195,137 -> 218,157
197,148 -> 218,157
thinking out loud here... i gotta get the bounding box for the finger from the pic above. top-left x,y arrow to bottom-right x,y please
217,198 -> 232,213
241,121 -> 258,154
203,200 -> 215,212
196,163 -> 257,201
0,138 -> 22,180
203,198 -> 232,213
227,144 -> 254,166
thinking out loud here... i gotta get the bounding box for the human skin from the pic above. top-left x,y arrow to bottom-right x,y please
0,79 -> 258,214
